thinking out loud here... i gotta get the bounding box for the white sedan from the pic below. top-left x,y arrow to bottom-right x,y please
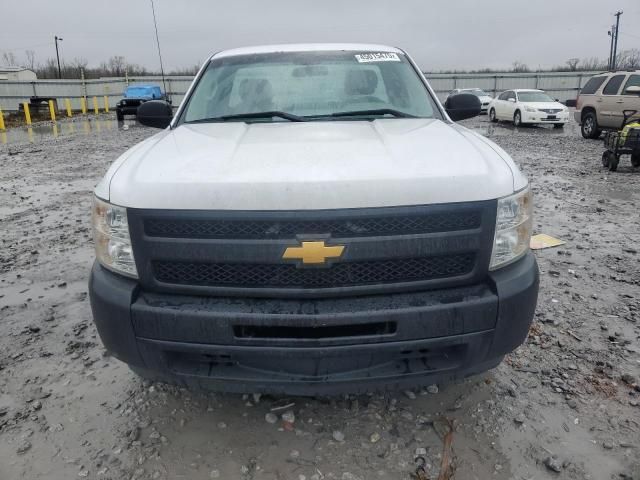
488,89 -> 570,128
446,88 -> 493,113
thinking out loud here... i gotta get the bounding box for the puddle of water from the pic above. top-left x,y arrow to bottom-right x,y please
468,118 -> 581,137
0,117 -> 138,145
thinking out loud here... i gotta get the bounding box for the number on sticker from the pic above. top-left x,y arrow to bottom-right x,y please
355,53 -> 400,63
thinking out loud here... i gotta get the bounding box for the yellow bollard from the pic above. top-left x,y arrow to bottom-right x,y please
93,97 -> 99,114
103,96 -> 109,113
1,131 -> 7,145
48,100 -> 56,122
0,106 -> 5,130
80,97 -> 87,115
23,102 -> 32,125
65,99 -> 72,117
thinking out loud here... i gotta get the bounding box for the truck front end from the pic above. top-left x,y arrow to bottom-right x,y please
89,44 -> 538,395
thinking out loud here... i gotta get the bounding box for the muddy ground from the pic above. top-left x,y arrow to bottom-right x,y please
1,114 -> 639,480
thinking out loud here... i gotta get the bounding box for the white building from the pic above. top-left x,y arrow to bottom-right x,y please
0,66 -> 37,81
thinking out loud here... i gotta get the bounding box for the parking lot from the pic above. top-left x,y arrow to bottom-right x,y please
1,113 -> 639,480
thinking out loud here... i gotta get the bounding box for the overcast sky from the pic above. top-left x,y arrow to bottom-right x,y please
2,0 -> 640,72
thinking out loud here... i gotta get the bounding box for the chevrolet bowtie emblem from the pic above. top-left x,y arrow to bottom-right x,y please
282,241 -> 345,265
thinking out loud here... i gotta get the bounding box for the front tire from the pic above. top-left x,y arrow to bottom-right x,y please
602,151 -> 613,167
631,152 -> 640,168
581,111 -> 600,139
116,110 -> 124,122
489,108 -> 498,123
513,110 -> 522,127
608,154 -> 620,172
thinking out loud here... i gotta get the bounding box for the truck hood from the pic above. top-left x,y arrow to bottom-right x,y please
103,119 -> 520,210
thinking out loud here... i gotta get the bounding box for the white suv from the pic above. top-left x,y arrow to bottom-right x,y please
575,70 -> 640,139
89,44 -> 539,395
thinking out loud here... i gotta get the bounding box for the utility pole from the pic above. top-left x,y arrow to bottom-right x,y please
612,10 -> 623,71
150,0 -> 168,99
608,25 -> 616,70
54,35 -> 63,79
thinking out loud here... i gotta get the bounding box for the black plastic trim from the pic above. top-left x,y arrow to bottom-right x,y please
88,252 -> 538,394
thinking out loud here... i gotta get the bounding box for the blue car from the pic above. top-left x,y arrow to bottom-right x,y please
116,84 -> 168,120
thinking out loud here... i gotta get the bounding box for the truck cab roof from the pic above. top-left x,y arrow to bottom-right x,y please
211,43 -> 403,59
123,84 -> 163,99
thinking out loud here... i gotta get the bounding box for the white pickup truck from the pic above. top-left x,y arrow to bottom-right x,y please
89,44 -> 538,395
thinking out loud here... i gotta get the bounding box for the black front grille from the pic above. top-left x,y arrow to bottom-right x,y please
128,202 -> 495,297
153,254 -> 476,289
144,211 -> 481,239
539,108 -> 562,114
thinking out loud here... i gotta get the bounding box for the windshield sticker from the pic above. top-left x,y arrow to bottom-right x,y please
355,53 -> 400,63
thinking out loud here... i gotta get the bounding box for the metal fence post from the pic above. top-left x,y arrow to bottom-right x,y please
81,68 -> 88,109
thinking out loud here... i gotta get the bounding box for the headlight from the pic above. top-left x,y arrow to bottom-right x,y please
524,106 -> 537,113
490,186 -> 533,270
92,196 -> 138,278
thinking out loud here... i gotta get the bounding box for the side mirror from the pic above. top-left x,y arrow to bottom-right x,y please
445,93 -> 481,121
625,86 -> 640,96
137,100 -> 173,128
508,98 -> 516,103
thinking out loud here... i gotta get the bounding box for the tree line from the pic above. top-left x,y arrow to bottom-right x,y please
426,50 -> 639,74
1,51 -> 200,79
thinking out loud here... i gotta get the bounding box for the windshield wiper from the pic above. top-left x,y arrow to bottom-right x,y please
314,108 -> 418,119
187,111 -> 306,123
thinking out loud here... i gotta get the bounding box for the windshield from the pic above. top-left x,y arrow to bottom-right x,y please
181,51 -> 441,122
517,91 -> 554,102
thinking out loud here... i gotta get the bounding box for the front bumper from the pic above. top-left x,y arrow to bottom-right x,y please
116,106 -> 141,116
522,111 -> 570,124
89,252 -> 539,395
